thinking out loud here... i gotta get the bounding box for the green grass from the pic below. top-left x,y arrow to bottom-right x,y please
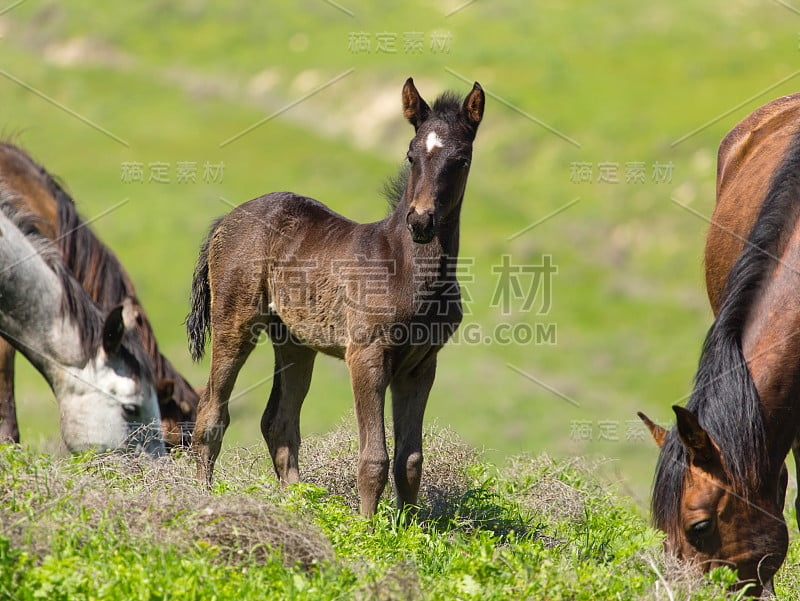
1,427 -> 786,600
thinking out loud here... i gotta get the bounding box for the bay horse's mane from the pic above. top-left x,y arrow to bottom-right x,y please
651,128 -> 800,538
0,189 -> 152,381
48,177 -> 134,310
383,90 -> 465,210
5,143 -> 197,414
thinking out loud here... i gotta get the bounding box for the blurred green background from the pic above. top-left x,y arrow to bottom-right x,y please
2,0 -> 798,508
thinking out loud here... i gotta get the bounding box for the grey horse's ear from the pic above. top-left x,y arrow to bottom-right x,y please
102,298 -> 140,356
102,305 -> 125,356
402,77 -> 430,131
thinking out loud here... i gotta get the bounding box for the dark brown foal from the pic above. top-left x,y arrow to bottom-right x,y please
188,78 -> 484,516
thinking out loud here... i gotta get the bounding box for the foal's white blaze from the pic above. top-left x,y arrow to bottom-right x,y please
426,131 -> 443,154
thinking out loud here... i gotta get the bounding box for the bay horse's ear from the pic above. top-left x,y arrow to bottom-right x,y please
102,297 -> 140,356
673,405 -> 717,465
462,81 -> 484,129
402,77 -> 430,131
156,378 -> 175,406
637,411 -> 667,447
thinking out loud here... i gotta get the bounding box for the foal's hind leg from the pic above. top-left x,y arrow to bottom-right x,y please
390,353 -> 437,512
261,335 -> 316,485
192,325 -> 258,486
0,340 -> 18,444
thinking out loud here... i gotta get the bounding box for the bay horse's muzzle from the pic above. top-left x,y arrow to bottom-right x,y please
407,208 -> 435,244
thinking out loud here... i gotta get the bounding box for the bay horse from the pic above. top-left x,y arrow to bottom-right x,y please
0,142 -> 198,447
187,78 -> 484,516
0,190 -> 164,455
638,93 -> 800,596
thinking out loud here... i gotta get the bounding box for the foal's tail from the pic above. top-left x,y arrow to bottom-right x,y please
186,218 -> 223,361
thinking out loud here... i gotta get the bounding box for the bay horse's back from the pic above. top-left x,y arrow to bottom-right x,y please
0,143 -> 59,236
706,93 -> 800,311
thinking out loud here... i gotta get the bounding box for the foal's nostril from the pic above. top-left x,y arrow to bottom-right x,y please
406,209 -> 436,243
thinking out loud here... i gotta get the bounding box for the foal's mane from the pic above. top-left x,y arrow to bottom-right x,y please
652,127 -> 800,538
0,190 -> 151,382
382,91 -> 464,210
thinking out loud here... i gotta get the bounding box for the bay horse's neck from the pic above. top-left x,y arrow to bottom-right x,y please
741,219 -> 800,467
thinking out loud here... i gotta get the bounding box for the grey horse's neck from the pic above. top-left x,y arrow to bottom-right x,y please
0,210 -> 90,385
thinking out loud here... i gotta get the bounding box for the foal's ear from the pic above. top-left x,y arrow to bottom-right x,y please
402,77 -> 430,131
673,405 -> 718,465
637,411 -> 667,447
462,82 -> 484,129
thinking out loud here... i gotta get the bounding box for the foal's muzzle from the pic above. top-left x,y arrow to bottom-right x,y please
407,209 -> 435,244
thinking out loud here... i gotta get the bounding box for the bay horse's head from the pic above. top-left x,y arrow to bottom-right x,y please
401,77 -> 484,244
639,408 -> 788,597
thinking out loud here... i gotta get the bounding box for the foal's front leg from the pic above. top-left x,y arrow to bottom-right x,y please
390,353 -> 436,512
346,344 -> 390,517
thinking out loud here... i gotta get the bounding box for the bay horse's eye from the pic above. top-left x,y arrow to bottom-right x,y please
688,519 -> 714,538
406,153 -> 414,164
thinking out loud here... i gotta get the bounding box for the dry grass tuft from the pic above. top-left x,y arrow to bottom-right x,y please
500,454 -> 604,523
635,551 -> 743,600
300,418 -> 361,510
300,416 -> 480,515
353,561 -> 423,601
0,448 -> 332,568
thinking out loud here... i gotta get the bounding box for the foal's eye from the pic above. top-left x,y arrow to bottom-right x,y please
406,153 -> 414,164
688,519 -> 714,538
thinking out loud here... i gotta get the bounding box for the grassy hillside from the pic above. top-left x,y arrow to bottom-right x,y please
1,0 -> 800,511
3,427 -> 793,600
